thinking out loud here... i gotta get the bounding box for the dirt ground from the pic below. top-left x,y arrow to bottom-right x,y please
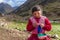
0,27 -> 30,40
0,27 -> 59,40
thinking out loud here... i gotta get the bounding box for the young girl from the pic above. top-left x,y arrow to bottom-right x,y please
26,5 -> 52,40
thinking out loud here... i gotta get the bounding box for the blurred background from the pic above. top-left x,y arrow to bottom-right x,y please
0,0 -> 60,40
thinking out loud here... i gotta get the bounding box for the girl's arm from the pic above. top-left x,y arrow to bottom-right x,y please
26,19 -> 35,32
43,18 -> 52,31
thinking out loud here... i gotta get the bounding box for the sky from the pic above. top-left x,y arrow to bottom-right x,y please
0,0 -> 27,7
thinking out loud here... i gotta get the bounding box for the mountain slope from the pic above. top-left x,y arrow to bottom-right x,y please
11,0 -> 60,20
0,3 -> 14,14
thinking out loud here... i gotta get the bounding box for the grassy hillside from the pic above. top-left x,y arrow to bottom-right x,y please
13,0 -> 60,20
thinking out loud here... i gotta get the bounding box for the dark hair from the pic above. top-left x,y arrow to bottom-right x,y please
32,5 -> 42,13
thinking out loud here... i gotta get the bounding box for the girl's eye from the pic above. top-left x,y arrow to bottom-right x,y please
34,13 -> 36,15
38,13 -> 39,14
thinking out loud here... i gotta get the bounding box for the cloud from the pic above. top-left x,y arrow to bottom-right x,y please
0,0 -> 4,3
0,0 -> 27,7
12,0 -> 27,6
4,0 -> 16,7
4,0 -> 10,2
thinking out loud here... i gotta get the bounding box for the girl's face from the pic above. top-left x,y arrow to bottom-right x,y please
32,11 -> 42,18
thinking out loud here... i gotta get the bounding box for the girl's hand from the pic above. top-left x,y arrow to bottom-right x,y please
33,22 -> 38,27
33,22 -> 44,28
40,24 -> 44,28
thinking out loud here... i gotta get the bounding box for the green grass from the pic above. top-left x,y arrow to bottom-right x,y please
7,22 -> 27,30
50,23 -> 60,33
6,21 -> 60,38
47,23 -> 60,38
